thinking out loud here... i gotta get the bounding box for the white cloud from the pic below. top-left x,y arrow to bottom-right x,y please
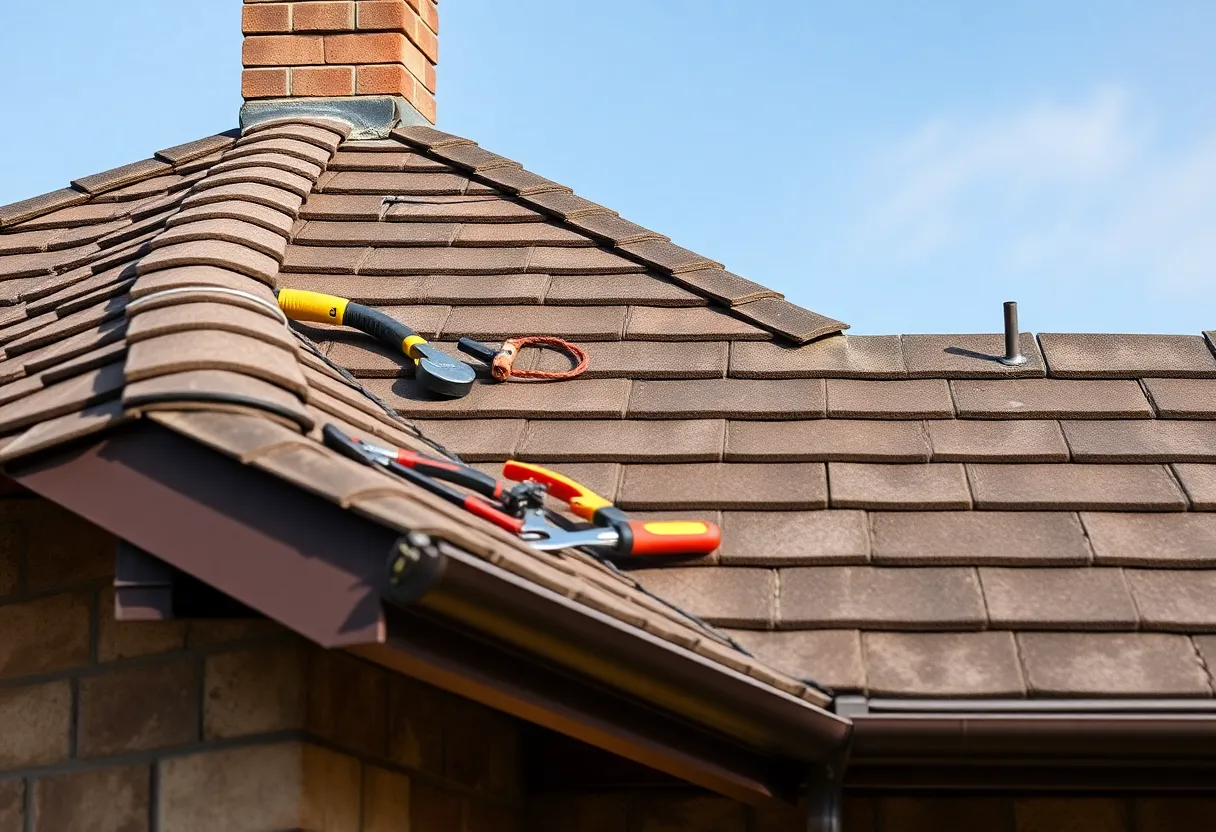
857,87 -> 1216,292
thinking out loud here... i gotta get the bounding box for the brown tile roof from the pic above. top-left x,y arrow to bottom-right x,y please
0,119 -> 830,713
3,119 -> 1216,704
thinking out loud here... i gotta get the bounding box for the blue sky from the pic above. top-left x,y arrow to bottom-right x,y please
2,1 -> 1213,335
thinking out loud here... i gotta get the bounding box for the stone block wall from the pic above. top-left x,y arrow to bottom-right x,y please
0,496 -> 522,831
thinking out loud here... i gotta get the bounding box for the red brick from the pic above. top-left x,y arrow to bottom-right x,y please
243,34 -> 325,67
357,64 -> 414,97
34,765 -> 151,832
292,1 -> 355,32
242,3 -> 292,33
243,68 -> 290,98
325,32 -> 431,89
293,65 -> 356,95
412,84 -> 437,124
421,0 -> 439,35
78,660 -> 201,757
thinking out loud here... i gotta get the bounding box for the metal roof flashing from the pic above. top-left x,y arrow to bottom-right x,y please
239,95 -> 429,140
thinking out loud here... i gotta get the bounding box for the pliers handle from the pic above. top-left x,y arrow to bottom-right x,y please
503,461 -> 721,557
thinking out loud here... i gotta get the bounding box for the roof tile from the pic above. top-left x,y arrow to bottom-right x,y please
127,301 -> 294,352
279,245 -> 368,274
951,378 -> 1152,419
521,191 -> 616,221
631,567 -> 775,629
383,196 -> 543,224
152,219 -> 289,261
544,275 -> 705,307
1124,570 -> 1216,633
1017,632 -> 1210,696
137,240 -> 279,286
72,158 -> 173,196
527,246 -> 646,276
362,246 -> 530,276
726,420 -> 929,463
562,213 -> 667,246
6,296 -> 128,356
518,419 -> 725,463
323,338 -> 462,378
1083,513 -> 1216,567
968,463 -> 1188,511
125,369 -> 312,431
828,462 -> 971,510
779,567 -> 986,630
168,200 -> 295,238
375,377 -> 631,420
0,189 -> 91,229
0,398 -> 129,463
18,318 -> 127,376
0,361 -> 125,433
454,222 -> 592,248
1142,378 -> 1216,419
614,240 -> 721,274
325,171 -> 469,195
1039,334 -> 1216,379
719,511 -> 869,566
626,306 -> 769,341
666,269 -> 781,308
196,165 -> 315,199
467,167 -> 570,197
1063,420 -> 1216,463
862,632 -> 1025,697
242,120 -> 347,150
902,333 -> 1046,378
532,340 -> 727,380
826,379 -> 953,419
329,150 -> 446,172
730,298 -> 847,344
427,144 -> 522,173
226,137 -> 334,168
155,133 -> 239,166
730,335 -> 906,380
441,305 -> 626,340
927,420 -> 1070,462
405,419 -> 526,461
125,330 -> 308,398
8,200 -> 129,231
180,182 -> 304,217
1173,464 -> 1216,510
872,511 -> 1090,566
391,125 -> 475,150
295,220 -> 459,247
980,568 -> 1138,630
628,379 -> 825,419
727,630 -> 865,692
618,462 -> 827,510
0,227 -> 62,256
209,152 -> 324,181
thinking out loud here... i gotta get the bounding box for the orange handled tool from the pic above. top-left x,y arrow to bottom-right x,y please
503,460 -> 721,557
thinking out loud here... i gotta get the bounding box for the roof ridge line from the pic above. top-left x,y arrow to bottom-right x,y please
389,124 -> 849,344
0,131 -> 241,230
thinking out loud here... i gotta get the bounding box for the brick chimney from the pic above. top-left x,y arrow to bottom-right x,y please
241,0 -> 438,124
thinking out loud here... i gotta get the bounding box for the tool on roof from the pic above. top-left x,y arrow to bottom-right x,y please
503,461 -> 721,556
276,289 -> 476,398
457,336 -> 589,382
321,425 -> 720,558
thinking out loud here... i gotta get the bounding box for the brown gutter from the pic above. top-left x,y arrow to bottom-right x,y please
6,421 -> 849,806
840,696 -> 1216,791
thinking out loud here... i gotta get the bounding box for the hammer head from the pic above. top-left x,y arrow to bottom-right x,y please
414,344 -> 476,399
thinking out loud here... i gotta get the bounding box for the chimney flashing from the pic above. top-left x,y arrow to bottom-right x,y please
239,95 -> 430,140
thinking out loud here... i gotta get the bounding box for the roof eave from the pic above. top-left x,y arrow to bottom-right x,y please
4,419 -> 849,805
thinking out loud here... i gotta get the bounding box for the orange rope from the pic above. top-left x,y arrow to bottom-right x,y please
491,336 -> 589,381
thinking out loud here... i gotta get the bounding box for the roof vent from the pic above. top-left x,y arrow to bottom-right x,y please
998,301 -> 1028,366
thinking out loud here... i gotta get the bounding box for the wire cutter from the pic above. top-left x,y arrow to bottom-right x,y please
321,426 -> 720,558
